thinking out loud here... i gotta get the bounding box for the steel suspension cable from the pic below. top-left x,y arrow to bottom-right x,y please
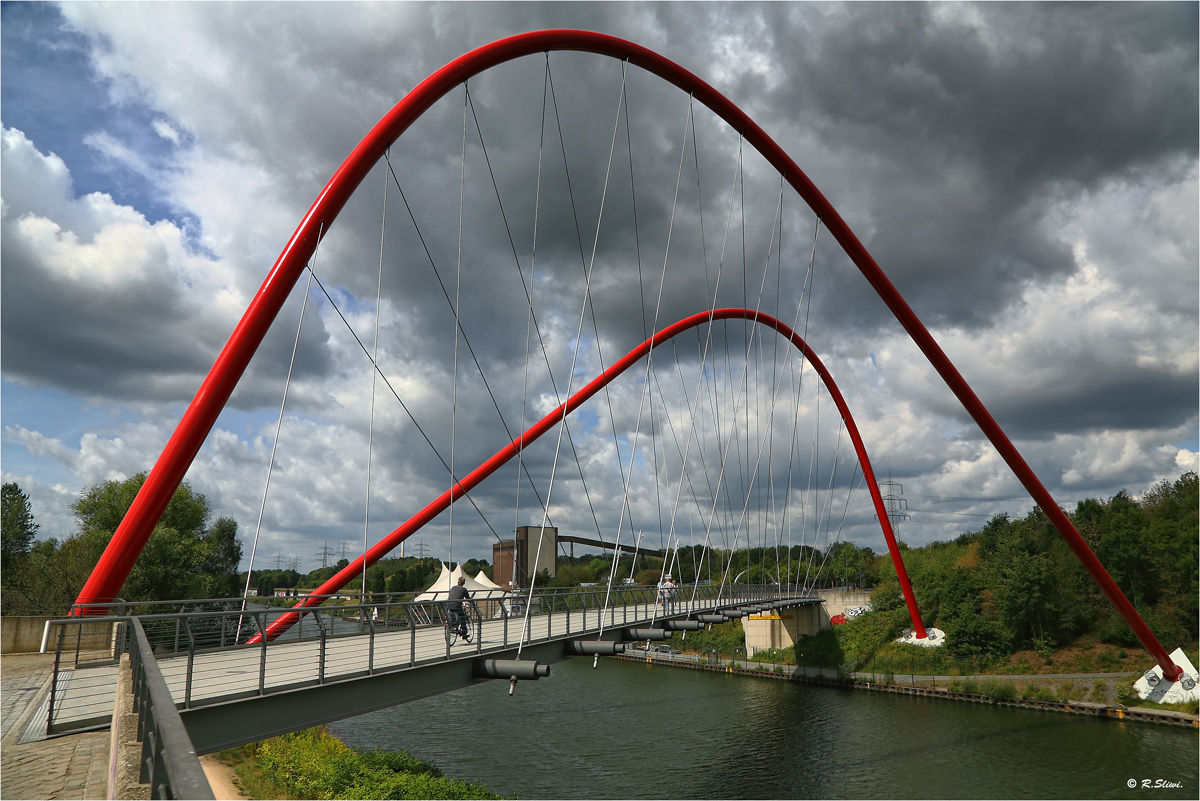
363,158 -> 388,597
544,59 -> 642,550
597,89 -> 697,634
382,156 -> 560,548
237,222 -> 323,638
459,74 -> 612,552
301,269 -> 507,546
520,60 -> 629,654
449,83 -> 469,569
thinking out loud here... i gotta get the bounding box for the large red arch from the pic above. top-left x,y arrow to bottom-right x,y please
254,308 -> 924,642
73,30 -> 1180,679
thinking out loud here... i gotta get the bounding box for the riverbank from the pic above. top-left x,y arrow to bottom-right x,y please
201,754 -> 249,799
612,652 -> 1200,728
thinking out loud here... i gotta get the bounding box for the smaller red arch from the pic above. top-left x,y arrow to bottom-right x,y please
253,308 -> 926,642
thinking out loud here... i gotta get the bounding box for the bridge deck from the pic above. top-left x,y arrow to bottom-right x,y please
43,591 -> 816,748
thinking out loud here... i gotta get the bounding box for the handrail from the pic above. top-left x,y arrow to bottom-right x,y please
39,617 -> 213,799
128,617 -> 215,800
40,586 -> 815,741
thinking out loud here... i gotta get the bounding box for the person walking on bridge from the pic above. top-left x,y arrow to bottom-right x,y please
448,576 -> 472,641
657,573 -> 677,615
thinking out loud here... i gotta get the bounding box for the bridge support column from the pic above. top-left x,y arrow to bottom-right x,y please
742,592 -> 873,656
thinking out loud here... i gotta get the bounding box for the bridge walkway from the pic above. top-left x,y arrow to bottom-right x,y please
42,589 -> 817,753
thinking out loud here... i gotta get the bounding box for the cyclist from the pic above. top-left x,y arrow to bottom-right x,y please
447,576 -> 472,641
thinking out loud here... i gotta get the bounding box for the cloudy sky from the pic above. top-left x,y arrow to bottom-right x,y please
2,2 -> 1196,581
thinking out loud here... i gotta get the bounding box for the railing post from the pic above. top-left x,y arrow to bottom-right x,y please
47,623 -> 63,736
317,612 -> 327,685
184,617 -> 196,709
73,619 -> 83,667
406,604 -> 416,666
255,612 -> 267,696
367,611 -> 376,675
473,603 -> 482,653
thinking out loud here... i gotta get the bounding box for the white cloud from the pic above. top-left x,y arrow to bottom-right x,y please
152,119 -> 181,145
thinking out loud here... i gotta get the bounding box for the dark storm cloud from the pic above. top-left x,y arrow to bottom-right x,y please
731,2 -> 1199,331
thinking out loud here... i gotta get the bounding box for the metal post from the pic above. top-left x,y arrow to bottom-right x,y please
184,617 -> 196,709
256,612 -> 267,696
48,625 -> 63,735
317,612 -> 327,685
367,612 -> 376,675
406,605 -> 416,666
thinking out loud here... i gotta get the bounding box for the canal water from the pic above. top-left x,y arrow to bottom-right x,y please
328,657 -> 1198,799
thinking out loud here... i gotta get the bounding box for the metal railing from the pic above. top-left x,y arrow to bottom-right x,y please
41,584 -> 814,736
129,617 -> 215,799
37,616 -> 213,799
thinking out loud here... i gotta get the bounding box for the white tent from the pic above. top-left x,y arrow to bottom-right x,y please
473,570 -> 504,591
414,563 -> 507,602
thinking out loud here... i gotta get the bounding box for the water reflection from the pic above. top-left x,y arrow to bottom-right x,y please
328,657 -> 1198,799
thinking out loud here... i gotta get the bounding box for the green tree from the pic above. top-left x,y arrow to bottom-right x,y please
2,482 -> 38,574
8,473 -> 242,609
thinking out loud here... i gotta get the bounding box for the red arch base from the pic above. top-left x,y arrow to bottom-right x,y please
72,30 -> 1180,681
253,308 -> 924,642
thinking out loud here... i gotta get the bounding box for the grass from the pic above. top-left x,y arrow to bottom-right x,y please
1124,697 -> 1200,715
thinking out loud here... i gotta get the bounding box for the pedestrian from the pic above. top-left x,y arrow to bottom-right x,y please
657,573 -> 677,615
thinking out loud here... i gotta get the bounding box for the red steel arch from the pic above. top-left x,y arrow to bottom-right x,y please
254,308 -> 924,642
73,30 -> 1180,679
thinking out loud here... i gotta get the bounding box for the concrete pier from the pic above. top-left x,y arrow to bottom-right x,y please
742,589 -> 871,654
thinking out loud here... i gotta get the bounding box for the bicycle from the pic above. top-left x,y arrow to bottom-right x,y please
445,605 -> 472,645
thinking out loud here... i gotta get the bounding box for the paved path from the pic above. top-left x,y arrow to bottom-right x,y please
1,654 -> 111,800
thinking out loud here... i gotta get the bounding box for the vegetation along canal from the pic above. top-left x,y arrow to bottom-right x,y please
327,655 -> 1198,799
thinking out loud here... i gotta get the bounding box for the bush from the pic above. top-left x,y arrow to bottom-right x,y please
980,680 -> 1016,701
246,727 -> 498,800
1018,682 -> 1058,702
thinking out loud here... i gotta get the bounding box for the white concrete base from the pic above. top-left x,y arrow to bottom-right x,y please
1133,647 -> 1199,704
895,627 -> 945,648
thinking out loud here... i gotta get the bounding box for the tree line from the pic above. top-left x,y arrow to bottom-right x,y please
1,474 -> 495,611
2,474 -> 242,613
867,472 -> 1197,659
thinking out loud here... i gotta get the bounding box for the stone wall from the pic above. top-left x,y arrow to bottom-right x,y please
1,617 -> 119,654
1,617 -> 54,654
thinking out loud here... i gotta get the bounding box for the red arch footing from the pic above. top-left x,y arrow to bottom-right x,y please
72,30 -> 1180,681
252,309 -> 925,642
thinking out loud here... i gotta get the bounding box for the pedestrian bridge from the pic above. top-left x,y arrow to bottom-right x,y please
39,584 -> 817,755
